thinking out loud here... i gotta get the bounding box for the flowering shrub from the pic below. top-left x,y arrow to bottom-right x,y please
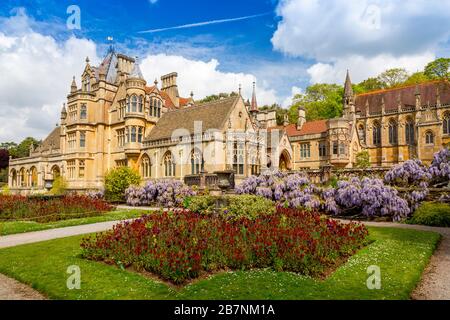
125,180 -> 196,208
237,172 -> 410,221
236,171 -> 321,211
429,148 -> 450,186
81,208 -> 368,284
0,195 -> 114,223
384,159 -> 431,188
325,177 -> 410,221
86,190 -> 105,200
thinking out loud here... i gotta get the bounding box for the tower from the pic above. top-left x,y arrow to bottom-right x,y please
343,70 -> 355,118
249,81 -> 258,120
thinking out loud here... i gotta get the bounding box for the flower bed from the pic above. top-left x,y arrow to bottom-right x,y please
0,195 -> 114,223
81,208 -> 368,284
125,180 -> 196,208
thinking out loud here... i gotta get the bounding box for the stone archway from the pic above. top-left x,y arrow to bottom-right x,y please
51,165 -> 61,179
279,150 -> 292,171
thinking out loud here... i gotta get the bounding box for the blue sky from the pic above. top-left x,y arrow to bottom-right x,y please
1,0 -> 450,142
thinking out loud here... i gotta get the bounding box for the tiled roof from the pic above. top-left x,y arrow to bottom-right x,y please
270,120 -> 328,137
144,96 -> 239,142
39,127 -> 61,152
355,80 -> 450,114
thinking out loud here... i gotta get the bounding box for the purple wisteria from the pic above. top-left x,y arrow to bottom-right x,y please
125,180 -> 196,207
236,171 -> 410,220
236,171 -> 321,210
429,148 -> 450,185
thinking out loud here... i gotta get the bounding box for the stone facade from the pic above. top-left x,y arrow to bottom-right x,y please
8,49 -> 290,193
8,49 -> 450,193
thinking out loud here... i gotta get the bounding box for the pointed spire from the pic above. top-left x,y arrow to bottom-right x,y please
344,70 -> 353,97
250,81 -> 258,112
71,76 -> 77,93
61,103 -> 67,119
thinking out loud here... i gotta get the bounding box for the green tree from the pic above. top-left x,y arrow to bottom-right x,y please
290,83 -> 344,121
104,167 -> 141,202
356,77 -> 384,93
9,137 -> 40,159
355,151 -> 371,169
404,72 -> 430,85
377,68 -> 409,88
424,58 -> 450,80
0,142 -> 17,150
198,92 -> 238,104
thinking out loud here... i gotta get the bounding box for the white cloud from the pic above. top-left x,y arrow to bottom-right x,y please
0,12 -> 99,142
140,54 -> 279,106
282,86 -> 302,107
272,0 -> 450,84
0,11 -> 282,142
272,0 -> 450,60
307,53 -> 435,84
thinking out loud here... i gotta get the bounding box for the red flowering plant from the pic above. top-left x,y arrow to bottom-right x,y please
0,195 -> 114,223
81,207 -> 368,284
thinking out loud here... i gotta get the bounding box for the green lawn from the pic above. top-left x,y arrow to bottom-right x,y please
0,210 -> 146,236
0,227 -> 440,300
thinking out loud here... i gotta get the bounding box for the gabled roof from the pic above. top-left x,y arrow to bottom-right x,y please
270,120 -> 328,138
144,96 -> 239,142
355,80 -> 450,114
39,127 -> 61,152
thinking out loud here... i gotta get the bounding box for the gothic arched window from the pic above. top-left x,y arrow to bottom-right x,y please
425,131 -> 434,145
443,112 -> 450,135
163,152 -> 176,177
388,119 -> 398,145
126,96 -> 130,113
141,155 -> 151,178
358,124 -> 366,144
190,149 -> 204,174
372,121 -> 381,146
405,118 -> 415,145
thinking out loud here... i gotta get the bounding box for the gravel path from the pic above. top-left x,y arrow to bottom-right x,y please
0,216 -> 449,300
0,273 -> 46,300
0,220 -> 129,249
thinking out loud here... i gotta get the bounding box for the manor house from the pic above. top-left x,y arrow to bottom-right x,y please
8,48 -> 450,193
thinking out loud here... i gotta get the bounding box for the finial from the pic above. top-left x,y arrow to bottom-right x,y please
238,84 -> 242,95
190,91 -> 194,98
85,56 -> 90,64
154,78 -> 158,86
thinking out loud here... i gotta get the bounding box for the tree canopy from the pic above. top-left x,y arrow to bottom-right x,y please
0,137 -> 40,159
424,58 -> 450,80
290,84 -> 344,121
